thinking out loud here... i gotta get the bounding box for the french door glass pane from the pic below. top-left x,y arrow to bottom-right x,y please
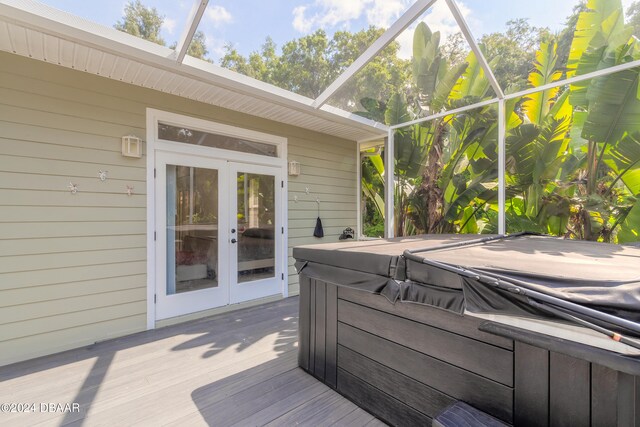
236,172 -> 275,283
167,165 -> 219,295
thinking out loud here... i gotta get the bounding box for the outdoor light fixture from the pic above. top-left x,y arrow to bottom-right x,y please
121,135 -> 142,158
288,160 -> 301,176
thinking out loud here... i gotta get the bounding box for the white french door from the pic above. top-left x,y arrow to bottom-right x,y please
155,151 -> 283,320
229,162 -> 283,303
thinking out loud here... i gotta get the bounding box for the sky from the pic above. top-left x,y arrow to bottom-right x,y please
39,0 -> 636,61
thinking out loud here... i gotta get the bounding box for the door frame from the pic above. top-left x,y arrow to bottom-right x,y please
146,108 -> 288,328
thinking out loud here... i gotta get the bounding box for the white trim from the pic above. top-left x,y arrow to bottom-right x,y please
385,130 -> 395,238
498,99 -> 506,234
312,0 -> 440,108
281,141 -> 289,298
146,108 -> 288,327
356,141 -> 362,239
357,133 -> 387,144
175,0 -> 209,64
146,109 -> 156,330
445,0 -> 504,98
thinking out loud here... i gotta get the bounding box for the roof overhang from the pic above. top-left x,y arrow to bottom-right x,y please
0,0 -> 389,142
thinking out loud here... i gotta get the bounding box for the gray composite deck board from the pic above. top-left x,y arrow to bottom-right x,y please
0,297 -> 382,427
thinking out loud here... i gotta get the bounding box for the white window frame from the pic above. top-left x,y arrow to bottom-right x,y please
146,108 -> 288,329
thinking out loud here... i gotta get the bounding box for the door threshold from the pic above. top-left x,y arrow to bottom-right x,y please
155,294 -> 284,328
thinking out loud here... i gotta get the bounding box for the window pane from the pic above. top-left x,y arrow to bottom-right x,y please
195,1 -> 415,99
393,103 -> 499,236
158,123 -> 278,157
463,0 -> 638,93
167,165 -> 219,295
505,67 -> 640,243
326,1 -> 496,118
361,141 -> 386,238
236,172 -> 276,283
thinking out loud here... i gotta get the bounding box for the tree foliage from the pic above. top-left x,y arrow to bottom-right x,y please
115,0 -> 165,46
219,27 -> 410,109
169,31 -> 210,61
627,1 -> 640,37
479,19 -> 550,90
115,1 -> 209,60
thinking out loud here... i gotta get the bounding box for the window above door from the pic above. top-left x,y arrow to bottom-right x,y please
147,108 -> 287,166
158,123 -> 278,157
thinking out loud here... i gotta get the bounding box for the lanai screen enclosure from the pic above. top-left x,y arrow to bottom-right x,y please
26,0 -> 640,243
1,0 -> 640,377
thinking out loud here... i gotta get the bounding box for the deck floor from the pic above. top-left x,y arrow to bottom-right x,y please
0,297 -> 384,426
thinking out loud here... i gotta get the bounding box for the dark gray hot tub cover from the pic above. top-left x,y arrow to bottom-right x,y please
294,234 -> 640,336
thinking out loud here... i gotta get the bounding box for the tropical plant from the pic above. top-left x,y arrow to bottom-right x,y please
503,0 -> 640,242
566,0 -> 639,242
504,39 -> 577,235
358,22 -> 502,237
360,0 -> 640,243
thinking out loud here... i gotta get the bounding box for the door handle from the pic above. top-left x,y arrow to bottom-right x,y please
231,238 -> 237,244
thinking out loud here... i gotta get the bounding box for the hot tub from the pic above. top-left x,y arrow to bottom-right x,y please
293,234 -> 640,426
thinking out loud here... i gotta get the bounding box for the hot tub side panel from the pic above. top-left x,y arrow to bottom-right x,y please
299,272 -> 515,425
299,274 -> 640,426
512,341 -> 640,427
298,273 -> 339,389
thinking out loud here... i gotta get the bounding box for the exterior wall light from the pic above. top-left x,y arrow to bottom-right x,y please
288,160 -> 301,176
122,135 -> 143,158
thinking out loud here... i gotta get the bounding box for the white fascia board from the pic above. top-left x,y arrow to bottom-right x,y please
357,134 -> 387,145
175,0 -> 209,64
312,0 -> 440,109
0,0 -> 387,136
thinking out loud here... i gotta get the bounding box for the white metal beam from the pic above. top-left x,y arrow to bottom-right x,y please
385,132 -> 395,238
389,98 -> 499,130
445,0 -> 504,99
356,140 -> 362,239
312,0 -> 440,109
175,0 -> 209,64
498,99 -> 506,234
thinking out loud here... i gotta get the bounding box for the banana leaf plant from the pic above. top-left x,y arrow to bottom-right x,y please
358,2 -> 640,242
358,23 -> 500,236
566,0 -> 640,242
504,0 -> 640,242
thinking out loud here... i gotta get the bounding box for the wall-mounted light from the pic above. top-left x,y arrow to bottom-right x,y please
288,160 -> 301,176
122,135 -> 142,158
